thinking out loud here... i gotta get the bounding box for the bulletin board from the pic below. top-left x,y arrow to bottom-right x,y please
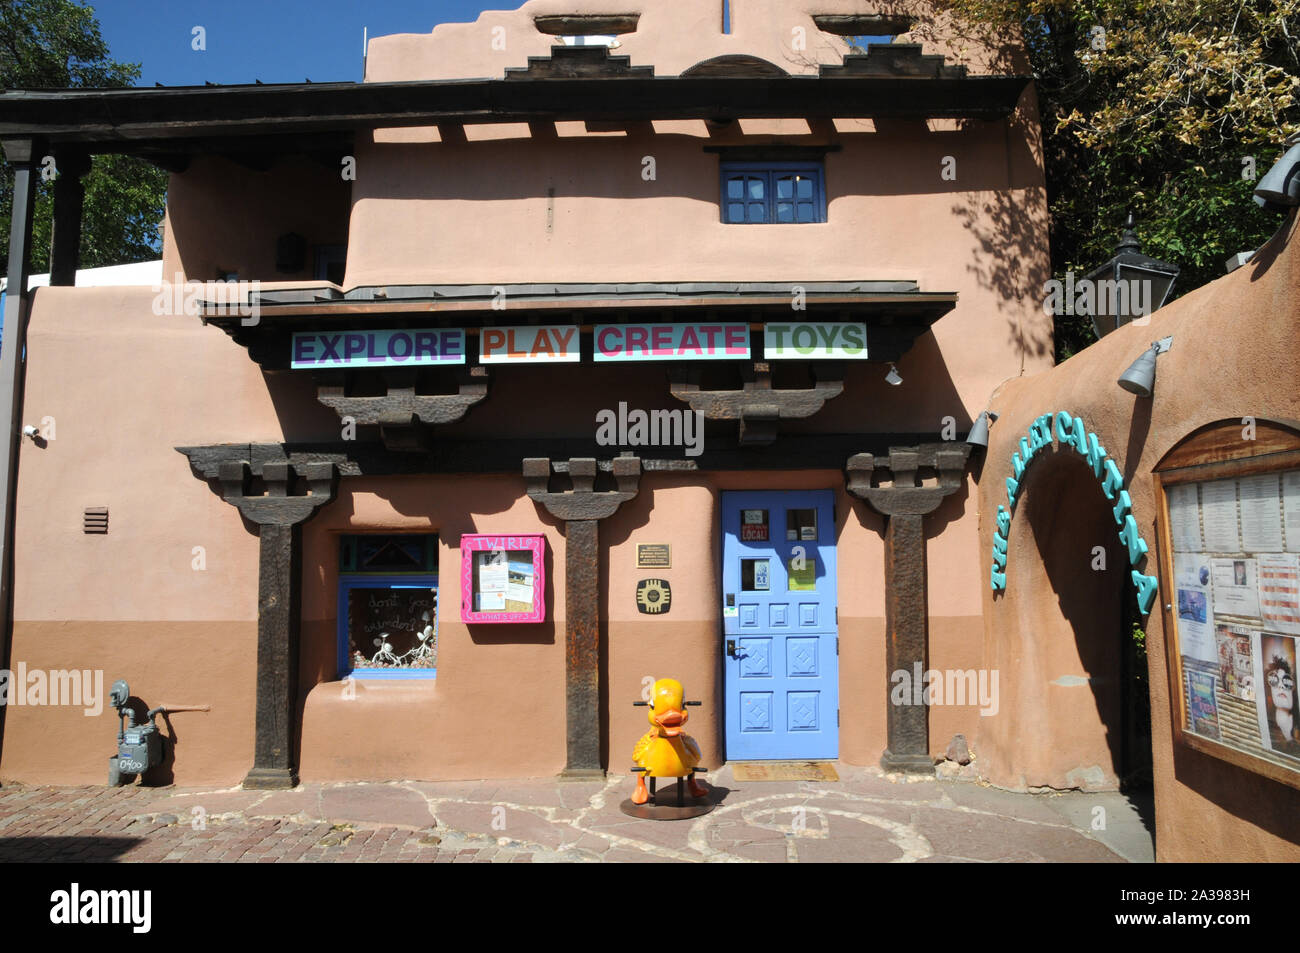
1154,419 -> 1300,789
459,534 -> 546,623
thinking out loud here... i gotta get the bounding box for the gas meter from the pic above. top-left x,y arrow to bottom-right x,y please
108,679 -> 165,786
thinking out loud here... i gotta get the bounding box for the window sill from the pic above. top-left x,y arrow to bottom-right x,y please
344,668 -> 437,681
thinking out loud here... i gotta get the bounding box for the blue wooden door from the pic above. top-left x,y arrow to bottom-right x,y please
722,490 -> 838,760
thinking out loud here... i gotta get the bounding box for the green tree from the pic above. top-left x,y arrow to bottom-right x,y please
935,0 -> 1300,360
0,0 -> 167,274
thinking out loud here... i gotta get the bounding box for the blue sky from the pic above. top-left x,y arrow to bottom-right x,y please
92,1 -> 525,86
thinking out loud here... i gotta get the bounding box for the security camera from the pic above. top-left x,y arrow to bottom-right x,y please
21,425 -> 38,439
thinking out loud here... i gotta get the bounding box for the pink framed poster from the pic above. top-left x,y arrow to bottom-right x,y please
460,534 -> 546,623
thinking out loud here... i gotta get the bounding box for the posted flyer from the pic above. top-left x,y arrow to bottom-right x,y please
1212,557 -> 1261,618
1216,624 -> 1256,701
1259,553 -> 1300,635
1254,631 -> 1300,761
1188,670 -> 1221,741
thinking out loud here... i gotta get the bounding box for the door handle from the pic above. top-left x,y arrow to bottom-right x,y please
727,639 -> 737,657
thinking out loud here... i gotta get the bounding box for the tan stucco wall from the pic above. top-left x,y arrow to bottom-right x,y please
2,286 -> 288,785
1,294 -> 990,786
4,1 -> 1049,788
161,155 -> 351,286
977,209 -> 1300,860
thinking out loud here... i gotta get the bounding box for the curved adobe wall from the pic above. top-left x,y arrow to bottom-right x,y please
978,208 -> 1300,860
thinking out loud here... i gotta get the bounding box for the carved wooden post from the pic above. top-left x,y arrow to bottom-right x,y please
846,444 -> 970,774
215,459 -> 337,788
524,457 -> 640,777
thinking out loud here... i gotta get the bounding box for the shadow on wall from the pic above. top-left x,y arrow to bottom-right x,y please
357,123 -> 1042,205
949,105 -> 1052,366
1019,445 -> 1128,786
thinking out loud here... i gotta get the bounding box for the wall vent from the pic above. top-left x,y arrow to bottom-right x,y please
83,506 -> 108,534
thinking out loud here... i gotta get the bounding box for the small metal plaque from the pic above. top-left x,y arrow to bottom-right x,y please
636,578 -> 672,614
636,543 -> 671,569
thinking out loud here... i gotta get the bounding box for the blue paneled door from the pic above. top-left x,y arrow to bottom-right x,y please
722,490 -> 838,760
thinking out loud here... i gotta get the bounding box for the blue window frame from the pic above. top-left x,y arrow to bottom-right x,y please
337,534 -> 439,680
720,162 -> 826,224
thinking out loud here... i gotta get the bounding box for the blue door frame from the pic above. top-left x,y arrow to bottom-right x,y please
722,490 -> 838,760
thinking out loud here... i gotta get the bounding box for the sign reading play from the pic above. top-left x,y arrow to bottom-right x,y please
594,323 -> 750,362
480,326 -> 579,363
764,322 -> 868,359
291,329 -> 465,369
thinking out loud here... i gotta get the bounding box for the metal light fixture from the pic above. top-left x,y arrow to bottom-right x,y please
1118,335 -> 1173,398
884,363 -> 902,386
1253,139 -> 1300,211
1082,212 -> 1179,339
966,410 -> 998,448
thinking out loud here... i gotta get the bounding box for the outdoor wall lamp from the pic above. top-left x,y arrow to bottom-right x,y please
1253,139 -> 1300,211
1117,335 -> 1173,398
1083,212 -> 1179,339
885,363 -> 903,386
966,410 -> 999,448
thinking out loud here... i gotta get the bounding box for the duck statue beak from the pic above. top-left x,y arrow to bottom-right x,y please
655,709 -> 687,737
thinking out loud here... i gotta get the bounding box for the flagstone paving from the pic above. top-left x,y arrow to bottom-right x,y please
0,764 -> 1153,863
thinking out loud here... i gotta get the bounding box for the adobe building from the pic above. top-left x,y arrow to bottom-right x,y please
0,0 -> 1294,861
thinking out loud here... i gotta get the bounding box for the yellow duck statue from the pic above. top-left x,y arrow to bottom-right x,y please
632,678 -> 709,805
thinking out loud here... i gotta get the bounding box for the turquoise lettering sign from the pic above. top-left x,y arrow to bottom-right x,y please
991,410 -> 1159,615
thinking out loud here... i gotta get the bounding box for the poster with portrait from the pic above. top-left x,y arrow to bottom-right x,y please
1253,631 -> 1300,761
1212,557 -> 1261,618
1215,624 -> 1256,701
1187,670 -> 1221,741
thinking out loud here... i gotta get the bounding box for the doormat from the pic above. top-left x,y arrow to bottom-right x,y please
730,761 -> 839,782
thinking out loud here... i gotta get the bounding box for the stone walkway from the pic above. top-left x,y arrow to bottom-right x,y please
0,764 -> 1154,863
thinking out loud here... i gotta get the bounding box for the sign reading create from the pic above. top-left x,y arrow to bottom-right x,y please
594,323 -> 750,362
291,329 -> 465,369
480,326 -> 579,363
764,322 -> 867,359
991,410 -> 1159,615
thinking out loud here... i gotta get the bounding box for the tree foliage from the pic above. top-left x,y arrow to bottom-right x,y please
0,0 -> 167,274
938,0 -> 1300,359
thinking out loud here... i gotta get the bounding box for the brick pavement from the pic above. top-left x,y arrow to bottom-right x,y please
0,763 -> 1154,863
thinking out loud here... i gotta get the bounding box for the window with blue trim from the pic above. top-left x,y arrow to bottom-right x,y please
338,534 -> 438,680
721,162 -> 826,224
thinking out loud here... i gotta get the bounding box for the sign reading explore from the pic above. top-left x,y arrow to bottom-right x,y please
990,410 -> 1159,615
292,329 -> 465,369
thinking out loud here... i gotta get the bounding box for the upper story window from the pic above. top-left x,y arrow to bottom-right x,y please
721,162 -> 826,224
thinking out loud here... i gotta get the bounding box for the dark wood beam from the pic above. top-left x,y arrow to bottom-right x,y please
0,74 -> 1032,155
